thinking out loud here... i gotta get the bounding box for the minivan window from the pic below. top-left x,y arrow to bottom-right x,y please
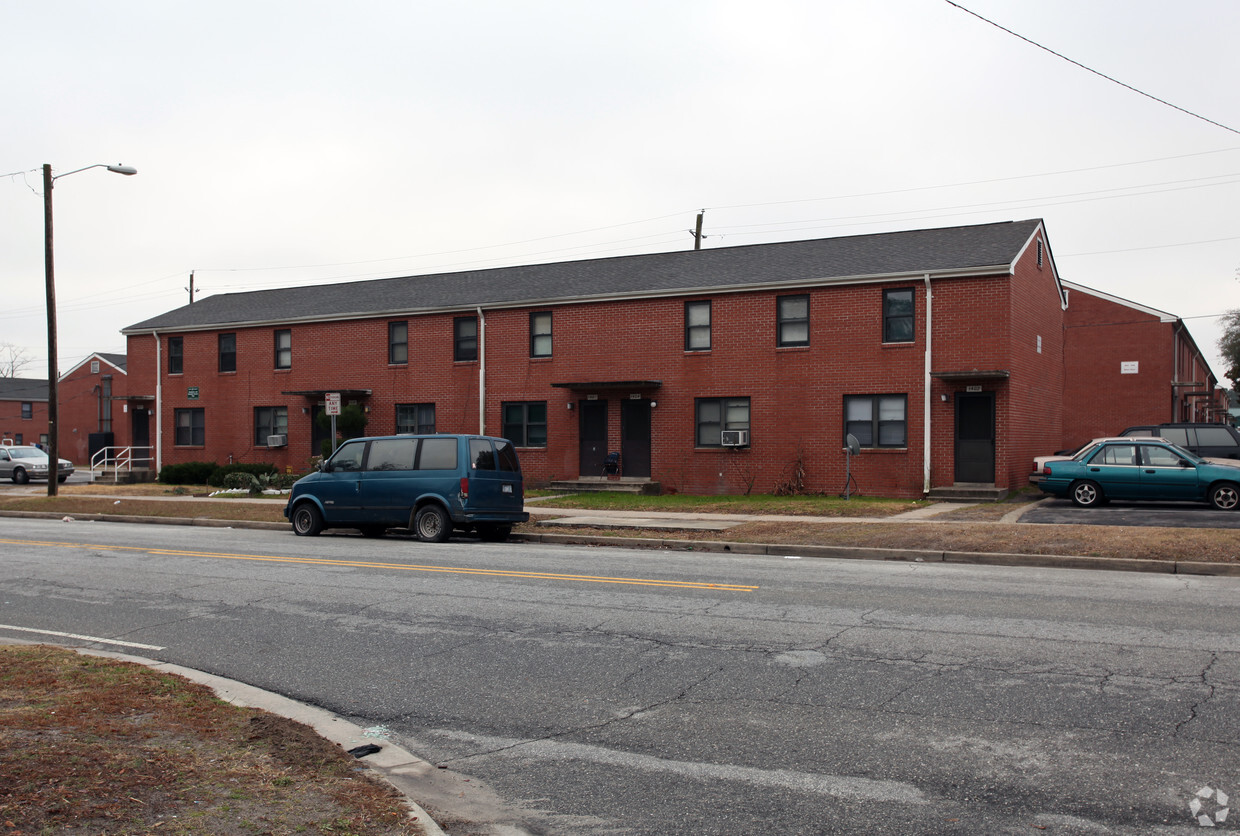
495,440 -> 520,472
1196,427 -> 1238,448
418,437 -> 457,470
367,438 -> 416,471
330,441 -> 366,472
470,439 -> 496,470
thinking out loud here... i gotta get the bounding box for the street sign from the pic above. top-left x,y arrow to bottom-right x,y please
325,392 -> 341,416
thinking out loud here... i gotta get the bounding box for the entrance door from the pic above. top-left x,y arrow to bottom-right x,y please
579,400 -> 608,477
131,408 -> 150,466
620,399 -> 651,478
954,392 -> 995,483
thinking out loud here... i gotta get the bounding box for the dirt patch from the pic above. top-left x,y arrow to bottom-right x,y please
0,644 -> 427,834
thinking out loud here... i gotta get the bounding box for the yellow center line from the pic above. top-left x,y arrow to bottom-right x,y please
0,538 -> 757,592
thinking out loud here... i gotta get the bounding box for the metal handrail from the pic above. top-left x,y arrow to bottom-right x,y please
90,446 -> 155,483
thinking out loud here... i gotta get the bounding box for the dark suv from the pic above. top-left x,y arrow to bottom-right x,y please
1120,423 -> 1240,461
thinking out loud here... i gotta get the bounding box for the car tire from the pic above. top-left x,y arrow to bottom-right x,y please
291,503 -> 323,537
11,468 -> 28,485
1070,480 -> 1103,507
477,524 -> 512,543
1209,482 -> 1239,511
414,505 -> 452,543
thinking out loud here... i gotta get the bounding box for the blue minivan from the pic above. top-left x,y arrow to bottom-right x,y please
284,434 -> 529,542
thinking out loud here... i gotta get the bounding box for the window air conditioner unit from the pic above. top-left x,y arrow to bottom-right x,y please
720,430 -> 749,447
266,434 -> 288,448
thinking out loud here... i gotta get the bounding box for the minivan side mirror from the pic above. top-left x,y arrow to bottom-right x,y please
319,460 -> 331,473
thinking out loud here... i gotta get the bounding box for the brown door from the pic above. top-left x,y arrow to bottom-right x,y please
621,399 -> 651,477
579,400 -> 608,476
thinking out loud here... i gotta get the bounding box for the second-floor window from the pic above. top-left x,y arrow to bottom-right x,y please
883,289 -> 914,343
20,402 -> 32,420
168,337 -> 183,375
685,301 -> 711,351
530,312 -> 552,358
777,295 -> 809,347
454,316 -> 478,362
389,321 -> 408,364
274,330 -> 292,369
219,333 -> 237,373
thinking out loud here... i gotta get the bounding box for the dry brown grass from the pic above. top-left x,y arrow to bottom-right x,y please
0,644 -> 426,834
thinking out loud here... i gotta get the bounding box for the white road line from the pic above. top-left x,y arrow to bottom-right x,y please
0,624 -> 165,651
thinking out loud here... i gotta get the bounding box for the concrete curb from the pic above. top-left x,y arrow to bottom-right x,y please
3,508 -> 1239,576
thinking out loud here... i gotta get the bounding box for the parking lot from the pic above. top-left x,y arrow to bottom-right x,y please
1023,498 -> 1240,529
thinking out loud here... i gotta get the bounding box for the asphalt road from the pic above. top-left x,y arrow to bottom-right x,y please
0,518 -> 1237,834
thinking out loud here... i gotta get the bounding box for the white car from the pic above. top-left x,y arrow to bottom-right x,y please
0,445 -> 75,484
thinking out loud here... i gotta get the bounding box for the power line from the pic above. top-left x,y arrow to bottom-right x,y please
943,0 -> 1240,136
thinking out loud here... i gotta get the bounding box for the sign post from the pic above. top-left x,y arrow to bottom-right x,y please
325,393 -> 341,453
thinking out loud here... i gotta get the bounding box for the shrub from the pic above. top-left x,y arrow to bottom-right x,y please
158,461 -> 218,485
208,463 -> 277,487
221,472 -> 261,492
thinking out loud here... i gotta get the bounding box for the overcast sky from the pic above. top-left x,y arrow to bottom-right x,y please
3,0 -> 1237,384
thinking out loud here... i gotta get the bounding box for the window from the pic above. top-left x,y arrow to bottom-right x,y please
454,316 -> 478,362
395,403 -> 436,434
1143,445 -> 1186,468
174,408 -> 205,446
90,360 -> 99,374
530,312 -> 552,358
777,295 -> 809,347
274,330 -> 292,369
366,438 -> 416,471
1196,427 -> 1238,450
470,438 -> 497,470
20,402 -> 31,420
14,434 -> 21,445
168,337 -> 183,375
844,395 -> 906,448
502,401 -> 547,447
883,289 -> 914,343
418,437 -> 458,469
329,440 -> 366,472
101,377 -> 112,433
389,321 -> 408,365
254,406 -> 288,445
685,301 -> 711,351
219,333 -> 236,373
1093,444 -> 1137,466
695,397 -> 750,447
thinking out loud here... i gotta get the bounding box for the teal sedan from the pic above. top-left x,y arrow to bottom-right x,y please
1037,438 -> 1240,510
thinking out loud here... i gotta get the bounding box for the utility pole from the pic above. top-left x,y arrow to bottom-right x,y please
43,165 -> 58,497
691,211 -> 706,250
186,271 -> 196,304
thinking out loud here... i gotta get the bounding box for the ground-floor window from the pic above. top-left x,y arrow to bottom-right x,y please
175,408 -> 205,446
502,401 -> 547,448
695,397 -> 750,447
844,394 -> 906,447
396,403 -> 436,435
254,406 -> 288,445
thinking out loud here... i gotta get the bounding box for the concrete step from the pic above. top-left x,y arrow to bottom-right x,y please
548,478 -> 662,495
926,484 -> 1008,502
90,467 -> 157,484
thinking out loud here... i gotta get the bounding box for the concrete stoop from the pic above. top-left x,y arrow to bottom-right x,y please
548,478 -> 661,495
926,483 -> 1009,502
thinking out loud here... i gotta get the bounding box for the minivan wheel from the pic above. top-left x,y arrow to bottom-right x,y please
414,505 -> 451,543
478,524 -> 512,543
1070,480 -> 1103,508
1210,482 -> 1239,511
291,503 -> 323,536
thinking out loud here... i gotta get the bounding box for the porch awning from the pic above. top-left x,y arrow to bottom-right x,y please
550,380 -> 662,390
930,370 -> 1010,381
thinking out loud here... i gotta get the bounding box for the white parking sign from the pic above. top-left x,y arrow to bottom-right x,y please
325,392 -> 341,416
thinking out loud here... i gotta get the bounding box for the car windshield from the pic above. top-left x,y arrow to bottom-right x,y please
8,448 -> 44,459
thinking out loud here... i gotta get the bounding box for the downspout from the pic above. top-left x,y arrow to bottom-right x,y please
923,274 -> 933,495
153,331 -> 162,474
476,307 -> 486,435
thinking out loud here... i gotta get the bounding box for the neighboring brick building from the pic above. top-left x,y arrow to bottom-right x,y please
119,219 -> 1071,498
1061,282 -> 1230,448
56,352 -> 147,467
0,377 -> 49,448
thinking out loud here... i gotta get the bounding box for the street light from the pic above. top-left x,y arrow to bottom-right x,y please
43,162 -> 137,497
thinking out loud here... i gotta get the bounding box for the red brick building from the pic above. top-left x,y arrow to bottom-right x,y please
56,352 -> 148,468
117,219 -> 1072,498
0,377 -> 49,448
1061,282 -> 1229,448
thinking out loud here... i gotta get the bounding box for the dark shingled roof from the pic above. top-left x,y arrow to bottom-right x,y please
123,219 -> 1044,333
0,377 -> 49,402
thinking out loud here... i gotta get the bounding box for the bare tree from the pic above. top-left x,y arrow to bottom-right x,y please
0,344 -> 34,378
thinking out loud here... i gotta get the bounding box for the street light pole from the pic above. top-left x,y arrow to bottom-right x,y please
43,162 -> 137,497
